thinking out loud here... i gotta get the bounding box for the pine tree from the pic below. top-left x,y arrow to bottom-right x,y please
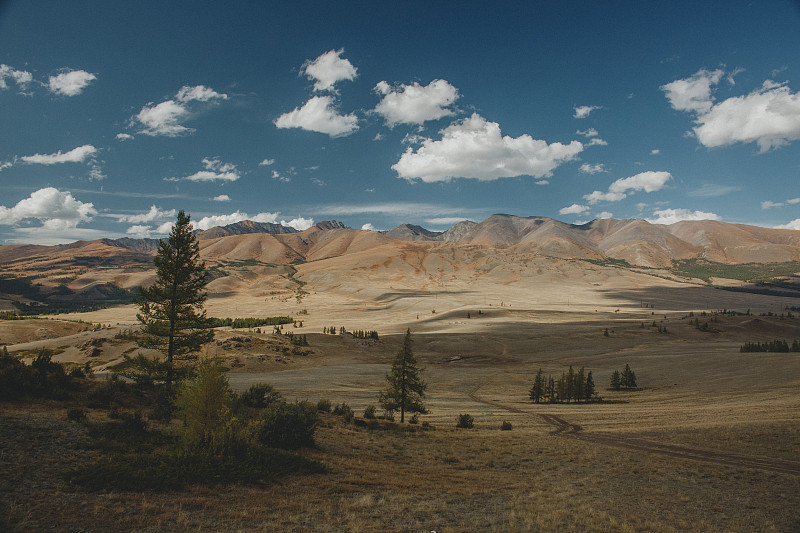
566,366 -> 575,403
378,329 -> 427,422
575,367 -> 585,403
622,363 -> 636,388
610,369 -> 621,391
137,211 -> 213,393
585,370 -> 595,401
530,368 -> 544,403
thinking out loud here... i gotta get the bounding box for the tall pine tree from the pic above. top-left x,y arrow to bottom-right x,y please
378,329 -> 427,422
137,211 -> 213,393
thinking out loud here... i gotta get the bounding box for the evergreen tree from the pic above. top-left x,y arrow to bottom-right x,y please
530,368 -> 544,403
137,211 -> 213,393
622,363 -> 637,388
584,370 -> 595,401
610,370 -> 621,391
547,376 -> 556,403
378,329 -> 427,422
575,367 -> 585,403
566,366 -> 575,403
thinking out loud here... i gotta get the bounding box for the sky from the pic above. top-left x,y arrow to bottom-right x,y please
1,0 -> 800,245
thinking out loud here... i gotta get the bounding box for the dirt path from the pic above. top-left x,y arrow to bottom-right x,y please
468,379 -> 800,477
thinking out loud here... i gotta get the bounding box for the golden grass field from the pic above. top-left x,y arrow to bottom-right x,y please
2,255 -> 800,531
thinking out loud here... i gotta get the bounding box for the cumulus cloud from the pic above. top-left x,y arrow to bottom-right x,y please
559,204 -> 590,215
115,205 -> 176,223
574,105 -> 601,119
596,211 -> 614,219
608,171 -> 672,194
0,188 -> 96,230
373,79 -> 459,127
788,198 -> 800,205
20,144 -> 98,165
259,158 -> 275,166
579,163 -> 606,174
271,170 -> 291,182
212,194 -> 231,202
0,64 -> 33,91
361,223 -> 376,231
583,190 -> 627,204
48,69 -> 97,96
588,138 -> 608,146
125,225 -> 155,238
663,69 -> 800,151
761,200 -> 784,209
577,128 -> 599,137
646,208 -> 720,225
275,95 -> 358,137
167,157 -> 240,182
194,210 -> 278,231
134,85 -> 227,137
281,217 -> 314,231
303,49 -> 357,92
661,69 -> 724,114
392,113 -> 583,182
116,133 -> 134,141
775,219 -> 800,230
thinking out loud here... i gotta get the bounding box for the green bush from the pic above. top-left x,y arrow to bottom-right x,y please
500,421 -> 513,431
333,402 -> 354,423
87,375 -> 128,408
316,398 -> 332,412
238,383 -> 283,409
67,408 -> 86,421
456,413 -> 474,429
363,404 -> 376,419
256,401 -> 318,450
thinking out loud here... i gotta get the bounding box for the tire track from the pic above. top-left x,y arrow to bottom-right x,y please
468,378 -> 800,477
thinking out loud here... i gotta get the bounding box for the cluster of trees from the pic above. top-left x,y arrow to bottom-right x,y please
351,329 -> 379,340
610,364 -> 637,390
287,332 -> 309,347
529,366 -> 596,404
740,339 -> 800,353
0,346 -> 83,401
208,316 -> 294,329
322,326 -> 344,334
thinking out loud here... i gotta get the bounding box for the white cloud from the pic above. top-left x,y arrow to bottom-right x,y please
775,219 -> 800,230
169,158 -> 240,182
688,183 -> 741,197
694,81 -> 800,152
588,138 -> 608,146
646,208 -> 721,225
48,69 -> 96,96
126,225 -> 154,238
650,149 -> 660,155
154,221 -> 174,234
116,133 -> 134,141
579,163 -> 606,174
175,85 -> 227,103
787,198 -> 800,205
608,171 -> 672,194
212,194 -> 231,202
115,205 -> 176,223
303,49 -> 357,92
583,190 -> 627,204
535,180 -> 549,185
316,202 -> 471,219
361,223 -> 376,231
596,211 -> 614,219
271,170 -> 290,182
374,79 -> 459,127
194,210 -> 280,231
574,105 -> 601,119
392,113 -> 583,182
20,144 -> 98,165
88,165 -> 106,181
559,204 -> 590,215
0,161 -> 13,172
761,200 -> 784,209
275,96 -> 358,137
259,158 -> 275,166
281,217 -> 314,231
0,64 -> 33,91
134,85 -> 227,137
0,188 -> 96,231
576,128 -> 599,137
664,69 -> 800,152
661,69 -> 724,114
373,133 -> 384,141
311,178 -> 326,186
425,217 -> 468,225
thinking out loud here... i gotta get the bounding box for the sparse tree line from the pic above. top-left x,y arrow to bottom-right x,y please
208,316 -> 294,329
322,326 -> 379,340
740,340 -> 800,353
529,366 -> 597,404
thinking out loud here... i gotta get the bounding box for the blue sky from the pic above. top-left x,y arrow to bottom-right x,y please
1,0 -> 800,245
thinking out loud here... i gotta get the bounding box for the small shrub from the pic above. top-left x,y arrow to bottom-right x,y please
87,375 -> 128,408
238,383 -> 282,409
500,421 -> 513,431
456,413 -> 474,429
67,408 -> 86,421
333,402 -> 354,423
363,404 -> 376,419
409,413 -> 420,424
316,398 -> 332,412
257,401 -> 318,450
